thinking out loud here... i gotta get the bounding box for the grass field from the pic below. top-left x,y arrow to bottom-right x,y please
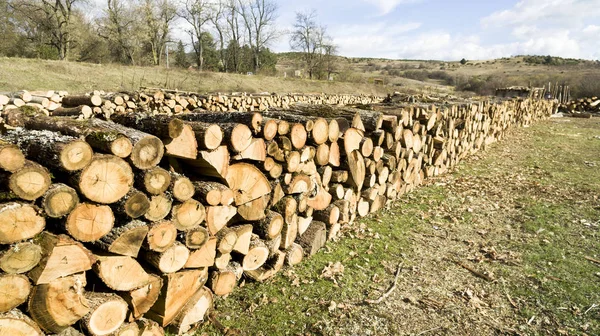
192,117 -> 600,336
0,57 -> 390,96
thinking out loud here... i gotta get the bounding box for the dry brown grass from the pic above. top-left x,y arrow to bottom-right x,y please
0,57 -> 390,95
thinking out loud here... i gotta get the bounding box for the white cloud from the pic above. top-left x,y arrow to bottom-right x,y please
330,22 -> 422,58
361,0 -> 419,15
481,0 -> 600,27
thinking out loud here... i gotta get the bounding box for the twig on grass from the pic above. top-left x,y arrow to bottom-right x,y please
447,258 -> 495,282
364,262 -> 404,304
584,256 -> 600,265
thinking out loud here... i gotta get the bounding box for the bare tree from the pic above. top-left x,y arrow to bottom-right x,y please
322,43 -> 338,80
208,0 -> 227,71
97,0 -> 139,64
238,0 -> 278,73
224,0 -> 242,72
141,0 -> 177,66
290,10 -> 332,79
179,0 -> 210,70
10,0 -> 82,60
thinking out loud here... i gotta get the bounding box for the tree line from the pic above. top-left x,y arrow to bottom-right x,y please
0,0 -> 338,77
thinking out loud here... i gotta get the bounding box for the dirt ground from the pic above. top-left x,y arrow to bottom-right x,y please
199,117 -> 600,336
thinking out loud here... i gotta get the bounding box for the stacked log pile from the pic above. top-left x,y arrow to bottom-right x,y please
559,96 -> 600,117
0,93 -> 554,335
0,89 -> 382,119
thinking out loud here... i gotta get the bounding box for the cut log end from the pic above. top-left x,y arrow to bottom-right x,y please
61,140 -> 94,171
110,136 -> 133,158
130,136 -> 164,170
204,124 -> 224,150
65,203 -> 114,242
0,144 -> 25,172
0,309 -> 44,336
0,203 -> 45,244
78,155 -> 133,204
7,161 -> 51,201
83,293 -> 128,336
42,183 -> 79,218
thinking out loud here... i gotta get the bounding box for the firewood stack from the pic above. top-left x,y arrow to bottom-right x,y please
0,92 -> 555,335
0,90 -> 382,120
559,96 -> 600,116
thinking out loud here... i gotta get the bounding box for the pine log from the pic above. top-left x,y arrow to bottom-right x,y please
51,105 -> 92,118
61,95 -> 102,107
0,308 -> 44,336
244,250 -> 285,282
253,210 -> 284,239
171,199 -> 205,231
41,183 -> 79,218
284,243 -> 304,266
182,146 -> 229,180
236,194 -> 269,221
81,292 -> 128,336
192,181 -> 229,206
0,241 -> 42,274
231,224 -> 253,255
0,139 -> 25,172
183,111 -> 263,134
136,318 -> 164,336
147,269 -> 208,327
0,160 -> 51,201
63,202 -> 114,242
241,235 -> 269,271
297,221 -> 327,256
92,253 -> 150,291
145,194 -> 173,222
123,274 -> 163,320
144,221 -> 177,253
182,226 -> 209,249
0,273 -> 31,313
215,227 -> 237,254
143,242 -> 190,273
168,286 -> 213,335
169,173 -> 195,202
205,205 -> 237,235
3,129 -> 93,171
136,167 -> 171,195
0,202 -> 45,244
28,273 -> 89,333
93,220 -> 149,257
109,113 -> 186,139
114,187 -> 150,219
163,123 -> 198,159
73,154 -> 133,204
184,237 -> 216,268
208,269 -> 237,296
28,233 -> 95,285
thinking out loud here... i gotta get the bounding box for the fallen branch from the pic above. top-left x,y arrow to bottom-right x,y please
449,259 -> 495,282
584,256 -> 600,266
364,262 -> 403,304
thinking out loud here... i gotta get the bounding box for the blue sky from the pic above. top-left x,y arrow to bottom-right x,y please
270,0 -> 600,60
